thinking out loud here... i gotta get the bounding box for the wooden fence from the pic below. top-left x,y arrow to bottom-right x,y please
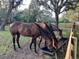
65,22 -> 77,59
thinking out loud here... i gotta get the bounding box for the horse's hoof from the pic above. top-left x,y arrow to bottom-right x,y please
14,48 -> 18,52
35,50 -> 38,54
38,46 -> 41,48
30,46 -> 32,50
19,46 -> 22,49
14,48 -> 16,51
34,52 -> 39,56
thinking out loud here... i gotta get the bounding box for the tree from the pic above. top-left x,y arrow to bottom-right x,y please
37,0 -> 79,28
0,0 -> 9,30
29,0 -> 40,22
65,3 -> 79,21
29,0 -> 53,23
14,9 -> 33,22
37,10 -> 55,23
1,0 -> 23,30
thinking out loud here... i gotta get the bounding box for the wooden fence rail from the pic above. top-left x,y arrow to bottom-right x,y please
65,23 -> 77,59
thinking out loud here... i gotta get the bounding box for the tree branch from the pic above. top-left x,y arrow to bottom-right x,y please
13,0 -> 23,8
50,0 -> 55,7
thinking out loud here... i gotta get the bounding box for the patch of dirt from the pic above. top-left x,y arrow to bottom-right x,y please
0,42 -> 48,59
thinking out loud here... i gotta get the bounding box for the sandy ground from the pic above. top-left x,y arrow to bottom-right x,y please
0,37 -> 68,59
0,41 -> 50,59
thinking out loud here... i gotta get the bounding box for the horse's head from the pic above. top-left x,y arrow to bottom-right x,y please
47,36 -> 59,51
50,25 -> 59,49
53,38 -> 59,49
44,24 -> 59,49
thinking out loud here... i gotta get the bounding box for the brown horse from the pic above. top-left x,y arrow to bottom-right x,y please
38,23 -> 62,48
10,21 -> 57,53
34,23 -> 59,49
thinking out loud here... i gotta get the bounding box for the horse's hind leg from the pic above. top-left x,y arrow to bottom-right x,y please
38,36 -> 42,48
12,35 -> 16,50
16,33 -> 21,48
30,38 -> 34,50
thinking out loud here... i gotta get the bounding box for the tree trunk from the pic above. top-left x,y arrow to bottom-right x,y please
55,13 -> 59,28
0,20 -> 7,31
0,8 -> 11,31
0,25 -> 5,31
0,15 -> 11,31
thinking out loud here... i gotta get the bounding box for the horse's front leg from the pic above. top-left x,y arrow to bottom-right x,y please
30,37 -> 37,53
48,39 -> 53,52
30,38 -> 34,50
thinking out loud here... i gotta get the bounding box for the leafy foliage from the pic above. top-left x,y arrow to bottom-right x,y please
14,9 -> 55,23
14,9 -> 29,22
59,18 -> 70,23
36,0 -> 79,27
65,3 -> 79,21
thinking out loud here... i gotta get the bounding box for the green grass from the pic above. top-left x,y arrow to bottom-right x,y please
0,30 -> 31,55
0,31 -> 11,55
75,32 -> 79,59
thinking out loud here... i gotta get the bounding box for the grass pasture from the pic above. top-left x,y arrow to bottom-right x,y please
0,30 -> 31,55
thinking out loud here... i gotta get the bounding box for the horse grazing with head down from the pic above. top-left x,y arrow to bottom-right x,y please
34,23 -> 59,49
38,23 -> 63,48
10,21 -> 58,53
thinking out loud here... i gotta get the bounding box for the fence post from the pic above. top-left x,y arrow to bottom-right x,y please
73,22 -> 77,59
65,29 -> 73,59
74,37 -> 77,59
71,37 -> 77,59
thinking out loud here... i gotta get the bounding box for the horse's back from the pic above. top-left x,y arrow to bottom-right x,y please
17,23 -> 36,36
10,21 -> 40,36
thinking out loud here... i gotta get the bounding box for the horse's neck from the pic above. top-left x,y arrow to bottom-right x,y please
40,23 -> 46,29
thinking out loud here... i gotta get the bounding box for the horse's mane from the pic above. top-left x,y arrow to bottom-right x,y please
47,23 -> 58,42
34,23 -> 47,33
35,23 -> 58,42
35,23 -> 58,45
50,24 -> 62,31
34,23 -> 51,38
50,24 -> 63,37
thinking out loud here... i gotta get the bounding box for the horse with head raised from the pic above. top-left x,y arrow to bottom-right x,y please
10,21 -> 58,53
